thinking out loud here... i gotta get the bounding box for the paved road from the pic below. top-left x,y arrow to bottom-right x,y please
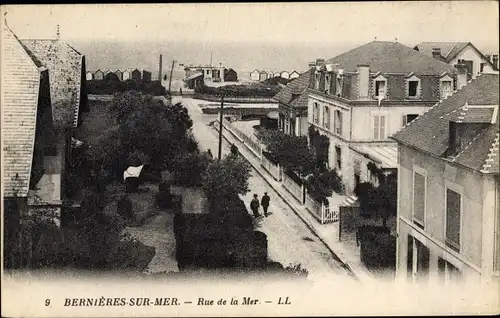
173,97 -> 352,282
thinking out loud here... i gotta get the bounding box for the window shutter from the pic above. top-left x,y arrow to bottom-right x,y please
338,111 -> 342,135
446,189 -> 461,252
373,115 -> 380,139
403,115 -> 408,126
380,116 -> 386,138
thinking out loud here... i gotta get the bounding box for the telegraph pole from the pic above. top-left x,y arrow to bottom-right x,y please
168,60 -> 176,96
218,94 -> 225,161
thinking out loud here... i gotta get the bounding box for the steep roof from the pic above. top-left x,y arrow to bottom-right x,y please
414,42 -> 469,62
2,25 -> 43,197
392,73 -> 499,173
21,39 -> 84,129
325,41 -> 456,75
273,69 -> 312,108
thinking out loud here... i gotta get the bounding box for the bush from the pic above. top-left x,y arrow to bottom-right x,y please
171,152 -> 210,187
117,196 -> 133,219
127,150 -> 150,167
194,82 -> 280,97
305,168 -> 344,202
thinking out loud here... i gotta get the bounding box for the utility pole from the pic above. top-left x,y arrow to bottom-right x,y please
168,60 -> 176,96
218,94 -> 225,161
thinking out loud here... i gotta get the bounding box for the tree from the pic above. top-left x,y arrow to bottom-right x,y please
355,170 -> 397,228
202,154 -> 252,201
308,126 -> 330,170
305,168 -> 344,203
171,152 -> 211,187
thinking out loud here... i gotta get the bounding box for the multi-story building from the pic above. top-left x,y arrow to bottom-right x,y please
414,42 -> 497,77
307,41 -> 460,194
273,69 -> 312,136
391,73 -> 499,285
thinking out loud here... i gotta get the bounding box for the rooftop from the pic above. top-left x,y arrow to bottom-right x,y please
2,25 -> 43,197
392,73 -> 499,173
325,41 -> 457,75
273,69 -> 312,108
21,39 -> 85,128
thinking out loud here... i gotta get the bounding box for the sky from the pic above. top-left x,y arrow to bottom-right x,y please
3,2 -> 499,52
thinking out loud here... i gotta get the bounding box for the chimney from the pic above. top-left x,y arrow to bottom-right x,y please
308,61 -> 316,68
316,58 -> 325,66
432,47 -> 441,59
454,63 -> 468,89
158,54 -> 163,81
492,55 -> 499,71
357,64 -> 370,100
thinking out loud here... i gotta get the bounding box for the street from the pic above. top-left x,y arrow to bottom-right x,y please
173,97 -> 353,282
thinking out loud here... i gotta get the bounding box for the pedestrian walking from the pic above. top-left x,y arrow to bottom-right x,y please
250,194 -> 260,218
261,192 -> 270,217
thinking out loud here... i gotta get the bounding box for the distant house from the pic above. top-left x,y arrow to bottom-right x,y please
392,73 -> 499,285
224,68 -> 238,82
104,72 -> 120,82
86,71 -> 93,81
273,72 -> 281,78
289,70 -> 300,79
131,69 -> 141,80
122,69 -> 131,81
414,42 -> 496,78
184,65 -> 224,84
280,71 -> 290,79
184,72 -> 204,89
259,70 -> 268,82
142,70 -> 152,82
250,69 -> 260,81
273,69 -> 312,136
94,69 -> 104,80
114,69 -> 123,81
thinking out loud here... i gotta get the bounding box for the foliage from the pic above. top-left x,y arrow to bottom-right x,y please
230,144 -> 239,157
127,150 -> 150,167
256,128 -> 315,175
194,82 -> 280,97
355,171 -> 397,228
202,154 -> 252,200
305,168 -> 344,204
284,263 -> 309,278
117,196 -> 134,219
308,126 -> 330,170
262,76 -> 292,86
171,151 -> 211,187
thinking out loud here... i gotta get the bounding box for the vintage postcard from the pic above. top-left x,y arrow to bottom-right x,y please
1,2 -> 499,317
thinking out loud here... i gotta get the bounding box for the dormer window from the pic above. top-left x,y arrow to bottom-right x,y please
440,74 -> 454,100
336,72 -> 343,97
406,74 -> 421,99
315,72 -> 320,90
325,74 -> 331,94
373,74 -> 387,99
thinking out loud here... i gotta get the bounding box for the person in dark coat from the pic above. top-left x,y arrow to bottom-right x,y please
250,194 -> 260,218
261,192 -> 270,217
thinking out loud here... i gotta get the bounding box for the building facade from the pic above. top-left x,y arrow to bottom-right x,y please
289,71 -> 300,79
274,70 -> 312,136
224,68 -> 238,82
307,41 -> 459,194
392,73 -> 499,285
414,42 -> 496,77
93,69 -> 104,80
184,65 -> 225,84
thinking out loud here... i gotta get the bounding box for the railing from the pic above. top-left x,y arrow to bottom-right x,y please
282,171 -> 304,203
261,154 -> 281,181
193,93 -> 277,104
305,192 -> 338,224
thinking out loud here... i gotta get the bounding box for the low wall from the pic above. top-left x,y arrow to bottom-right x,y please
194,93 -> 277,104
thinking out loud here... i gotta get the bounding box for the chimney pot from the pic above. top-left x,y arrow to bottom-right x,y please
316,58 -> 325,66
308,62 -> 316,68
492,55 -> 499,71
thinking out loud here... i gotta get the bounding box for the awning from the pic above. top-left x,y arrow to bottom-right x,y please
349,144 -> 398,169
185,72 -> 203,81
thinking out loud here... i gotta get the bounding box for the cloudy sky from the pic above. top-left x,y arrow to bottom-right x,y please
4,2 -> 499,52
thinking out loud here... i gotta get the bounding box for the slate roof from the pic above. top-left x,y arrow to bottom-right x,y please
440,104 -> 497,124
414,42 -> 469,62
392,73 -> 499,173
325,41 -> 456,75
273,69 -> 312,109
21,39 -> 84,129
2,25 -> 43,197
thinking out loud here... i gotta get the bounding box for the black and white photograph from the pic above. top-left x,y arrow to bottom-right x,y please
1,2 -> 499,317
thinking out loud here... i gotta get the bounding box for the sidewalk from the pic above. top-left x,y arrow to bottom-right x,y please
215,122 -> 376,284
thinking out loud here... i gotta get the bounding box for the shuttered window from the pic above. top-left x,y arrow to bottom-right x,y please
413,171 -> 426,228
373,115 -> 386,140
445,188 -> 461,252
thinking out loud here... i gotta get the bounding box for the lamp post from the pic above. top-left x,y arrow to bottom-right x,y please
218,94 -> 225,161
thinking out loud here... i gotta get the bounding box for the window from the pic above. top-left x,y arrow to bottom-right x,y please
315,73 -> 320,90
313,102 -> 319,124
375,80 -> 386,98
373,115 -> 386,140
438,257 -> 461,284
408,236 -> 430,283
412,170 -> 426,228
403,114 -> 419,126
408,81 -> 419,97
323,106 -> 330,129
336,75 -> 342,97
445,188 -> 461,252
325,74 -> 331,94
206,70 -> 210,75
334,110 -> 343,135
335,146 -> 342,170
440,80 -> 453,99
